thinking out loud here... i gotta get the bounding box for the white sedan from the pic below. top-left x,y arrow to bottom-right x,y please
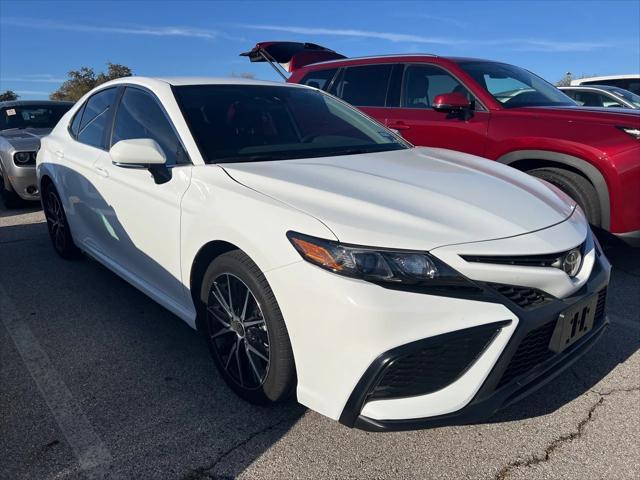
37,77 -> 610,431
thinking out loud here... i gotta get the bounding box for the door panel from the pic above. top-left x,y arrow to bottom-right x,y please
89,86 -> 193,305
385,108 -> 490,156
91,159 -> 192,304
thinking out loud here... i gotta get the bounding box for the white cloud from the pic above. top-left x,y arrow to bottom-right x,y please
241,24 -> 615,52
240,24 -> 464,45
1,74 -> 65,83
1,17 -> 240,41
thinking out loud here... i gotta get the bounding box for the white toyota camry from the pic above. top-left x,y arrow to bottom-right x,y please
37,77 -> 610,431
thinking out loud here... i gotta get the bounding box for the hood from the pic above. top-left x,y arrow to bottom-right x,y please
521,106 -> 640,125
0,128 -> 51,151
222,147 -> 577,250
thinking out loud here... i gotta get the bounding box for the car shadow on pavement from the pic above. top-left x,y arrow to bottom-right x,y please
0,200 -> 41,218
0,172 -> 306,479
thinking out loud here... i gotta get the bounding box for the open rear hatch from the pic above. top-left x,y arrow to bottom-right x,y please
241,41 -> 346,79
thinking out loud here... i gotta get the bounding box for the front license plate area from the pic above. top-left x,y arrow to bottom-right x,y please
549,294 -> 598,353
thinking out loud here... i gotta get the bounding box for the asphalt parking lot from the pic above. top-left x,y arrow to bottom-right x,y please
1,201 -> 638,480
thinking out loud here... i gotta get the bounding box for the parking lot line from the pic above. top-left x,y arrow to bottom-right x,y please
0,284 -> 114,478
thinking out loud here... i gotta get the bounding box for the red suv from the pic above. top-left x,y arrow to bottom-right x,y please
243,42 -> 640,244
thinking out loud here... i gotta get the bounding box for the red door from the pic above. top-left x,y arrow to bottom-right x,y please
384,64 -> 490,157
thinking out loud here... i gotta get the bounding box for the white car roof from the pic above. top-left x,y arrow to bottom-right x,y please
101,76 -> 297,89
570,74 -> 640,85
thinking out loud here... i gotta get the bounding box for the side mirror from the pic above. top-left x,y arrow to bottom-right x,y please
432,93 -> 473,119
110,138 -> 171,184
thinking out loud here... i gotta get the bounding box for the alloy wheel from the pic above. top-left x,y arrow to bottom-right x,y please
207,273 -> 270,389
45,191 -> 67,252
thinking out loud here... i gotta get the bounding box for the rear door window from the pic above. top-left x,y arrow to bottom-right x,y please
77,88 -> 118,149
299,68 -> 338,91
331,64 -> 393,107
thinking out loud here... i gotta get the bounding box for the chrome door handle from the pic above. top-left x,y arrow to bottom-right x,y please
55,150 -> 65,159
95,166 -> 109,178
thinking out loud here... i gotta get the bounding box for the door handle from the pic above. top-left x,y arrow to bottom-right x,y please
95,166 -> 109,178
55,150 -> 65,159
387,122 -> 410,130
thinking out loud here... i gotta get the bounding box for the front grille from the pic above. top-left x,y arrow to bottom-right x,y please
461,242 -> 585,268
490,284 -> 551,309
498,286 -> 608,389
369,324 -> 502,400
594,287 -> 607,323
498,321 -> 556,388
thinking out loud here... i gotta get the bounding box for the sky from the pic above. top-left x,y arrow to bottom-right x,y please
1,0 -> 639,99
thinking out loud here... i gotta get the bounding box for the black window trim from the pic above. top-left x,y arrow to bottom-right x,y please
399,62 -> 487,112
108,84 -> 193,167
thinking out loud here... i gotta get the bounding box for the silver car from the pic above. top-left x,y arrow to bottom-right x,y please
1,100 -> 73,207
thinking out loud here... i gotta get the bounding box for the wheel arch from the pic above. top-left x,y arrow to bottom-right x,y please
189,240 -> 241,332
497,150 -> 611,230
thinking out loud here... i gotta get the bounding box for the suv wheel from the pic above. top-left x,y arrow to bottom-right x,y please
200,250 -> 296,404
529,167 -> 601,226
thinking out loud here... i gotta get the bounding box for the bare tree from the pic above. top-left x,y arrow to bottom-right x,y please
0,90 -> 19,101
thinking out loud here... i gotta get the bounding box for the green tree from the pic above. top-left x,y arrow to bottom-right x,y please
50,63 -> 133,101
0,90 -> 19,101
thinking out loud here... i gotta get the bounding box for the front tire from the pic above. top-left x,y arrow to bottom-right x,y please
0,174 -> 22,209
42,183 -> 80,259
528,167 -> 601,226
200,250 -> 296,404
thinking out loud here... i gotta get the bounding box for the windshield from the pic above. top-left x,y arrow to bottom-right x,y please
458,61 -> 576,109
608,87 -> 640,108
1,104 -> 71,131
173,85 -> 409,163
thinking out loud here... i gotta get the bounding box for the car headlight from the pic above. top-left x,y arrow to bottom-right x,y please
287,231 -> 479,293
617,126 -> 640,140
14,151 -> 36,165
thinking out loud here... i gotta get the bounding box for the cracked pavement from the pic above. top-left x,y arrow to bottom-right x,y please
1,203 -> 639,479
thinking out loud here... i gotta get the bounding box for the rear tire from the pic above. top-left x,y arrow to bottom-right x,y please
200,250 -> 296,405
0,174 -> 22,209
42,183 -> 80,259
528,167 -> 601,226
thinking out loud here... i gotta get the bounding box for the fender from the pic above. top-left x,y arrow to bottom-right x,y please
497,149 -> 611,230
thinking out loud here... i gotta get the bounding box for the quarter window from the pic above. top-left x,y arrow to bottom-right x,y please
332,65 -> 393,107
112,87 -> 188,165
299,68 -> 338,90
77,88 -> 117,149
402,64 -> 471,108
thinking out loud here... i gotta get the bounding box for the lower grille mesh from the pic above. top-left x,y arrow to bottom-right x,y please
498,287 -> 608,388
370,324 -> 501,400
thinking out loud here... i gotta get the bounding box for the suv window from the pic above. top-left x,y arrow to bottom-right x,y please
402,64 -> 471,108
299,68 -> 338,90
112,87 -> 188,165
573,91 -> 623,108
70,105 -> 84,137
332,64 -> 393,107
77,88 -> 117,148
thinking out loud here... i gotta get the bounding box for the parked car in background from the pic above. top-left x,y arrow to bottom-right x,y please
0,100 -> 73,207
243,42 -> 640,245
570,74 -> 640,95
560,85 -> 640,110
38,76 -> 610,430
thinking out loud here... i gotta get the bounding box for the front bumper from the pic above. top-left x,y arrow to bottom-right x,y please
5,165 -> 40,200
347,261 -> 609,431
266,217 -> 610,430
